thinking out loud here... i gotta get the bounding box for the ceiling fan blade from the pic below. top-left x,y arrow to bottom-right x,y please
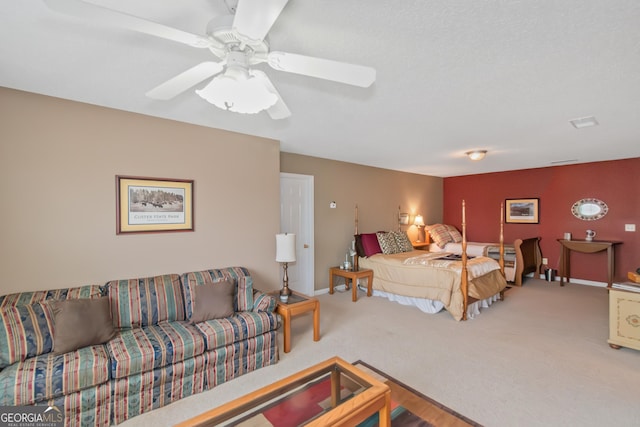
233,0 -> 289,42
259,73 -> 291,120
43,0 -> 214,48
146,62 -> 224,100
267,51 -> 376,88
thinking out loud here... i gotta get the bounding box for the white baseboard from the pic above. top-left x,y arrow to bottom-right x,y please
317,274 -> 610,296
315,283 -> 368,296
536,274 -> 608,288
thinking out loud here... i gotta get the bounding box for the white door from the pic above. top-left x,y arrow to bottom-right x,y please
280,173 -> 314,296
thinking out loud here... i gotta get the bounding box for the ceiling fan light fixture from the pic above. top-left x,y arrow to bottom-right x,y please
466,150 -> 487,161
196,68 -> 277,114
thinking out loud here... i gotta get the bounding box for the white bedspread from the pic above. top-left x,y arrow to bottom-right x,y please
402,252 -> 500,279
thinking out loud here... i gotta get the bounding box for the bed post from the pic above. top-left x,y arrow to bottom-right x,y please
354,204 -> 359,271
461,200 -> 469,320
499,202 -> 505,276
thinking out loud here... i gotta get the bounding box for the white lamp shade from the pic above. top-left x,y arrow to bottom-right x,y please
196,69 -> 277,114
413,215 -> 425,227
276,233 -> 296,262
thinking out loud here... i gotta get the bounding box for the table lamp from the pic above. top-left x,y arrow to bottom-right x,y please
414,215 -> 425,242
276,233 -> 296,302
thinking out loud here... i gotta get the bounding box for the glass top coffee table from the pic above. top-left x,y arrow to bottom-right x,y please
175,356 -> 391,427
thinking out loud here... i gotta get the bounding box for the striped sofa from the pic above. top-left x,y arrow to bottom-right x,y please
0,267 -> 279,426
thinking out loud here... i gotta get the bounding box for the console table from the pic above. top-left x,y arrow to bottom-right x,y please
557,239 -> 622,287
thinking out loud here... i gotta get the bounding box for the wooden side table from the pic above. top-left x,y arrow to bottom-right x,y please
411,241 -> 430,250
329,267 -> 373,302
271,291 -> 320,353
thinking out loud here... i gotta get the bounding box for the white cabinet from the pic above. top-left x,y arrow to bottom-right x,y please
609,288 -> 640,351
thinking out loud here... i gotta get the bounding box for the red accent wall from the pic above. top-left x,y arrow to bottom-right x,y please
443,158 -> 640,284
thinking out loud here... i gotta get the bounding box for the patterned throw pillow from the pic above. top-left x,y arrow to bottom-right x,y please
425,224 -> 453,248
376,232 -> 399,254
446,225 -> 463,243
391,230 -> 413,252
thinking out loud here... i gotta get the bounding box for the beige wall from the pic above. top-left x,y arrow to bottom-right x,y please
0,88 -> 281,294
281,153 -> 443,291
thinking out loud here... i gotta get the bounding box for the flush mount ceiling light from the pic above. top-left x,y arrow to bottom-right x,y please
466,150 -> 487,161
569,116 -> 599,129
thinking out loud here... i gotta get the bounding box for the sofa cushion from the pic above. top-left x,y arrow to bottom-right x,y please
0,345 -> 111,406
182,267 -> 254,319
0,303 -> 55,368
194,312 -> 279,351
110,355 -> 207,425
190,280 -> 235,323
50,298 -> 116,354
205,331 -> 279,388
0,285 -> 106,308
108,274 -> 185,328
106,321 -> 206,379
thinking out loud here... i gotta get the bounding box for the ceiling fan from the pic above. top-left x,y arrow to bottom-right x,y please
43,0 -> 376,119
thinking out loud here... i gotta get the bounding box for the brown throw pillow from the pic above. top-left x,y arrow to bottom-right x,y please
190,279 -> 235,323
51,298 -> 116,355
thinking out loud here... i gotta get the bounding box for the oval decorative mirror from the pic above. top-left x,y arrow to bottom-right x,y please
571,198 -> 608,221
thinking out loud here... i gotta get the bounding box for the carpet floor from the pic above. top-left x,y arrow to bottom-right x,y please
215,360 -> 481,427
354,361 -> 481,427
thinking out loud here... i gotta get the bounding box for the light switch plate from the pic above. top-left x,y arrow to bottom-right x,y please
625,224 -> 636,232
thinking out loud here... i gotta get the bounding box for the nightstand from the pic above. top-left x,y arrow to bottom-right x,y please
270,291 -> 320,353
329,267 -> 373,302
411,241 -> 430,250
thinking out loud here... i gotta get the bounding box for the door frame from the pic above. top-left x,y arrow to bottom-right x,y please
280,172 -> 314,296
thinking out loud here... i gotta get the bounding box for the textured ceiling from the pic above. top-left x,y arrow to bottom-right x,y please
2,0 -> 639,177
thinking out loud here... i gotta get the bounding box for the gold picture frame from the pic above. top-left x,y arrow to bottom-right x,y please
116,176 -> 194,234
505,198 -> 539,224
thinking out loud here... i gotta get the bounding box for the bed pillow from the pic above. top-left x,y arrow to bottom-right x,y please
190,280 -> 236,323
0,303 -> 55,368
446,225 -> 463,243
391,230 -> 413,252
377,232 -> 400,254
426,224 -> 453,248
360,233 -> 382,257
50,298 -> 116,355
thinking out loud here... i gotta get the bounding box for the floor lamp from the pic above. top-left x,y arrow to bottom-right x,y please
276,233 -> 296,303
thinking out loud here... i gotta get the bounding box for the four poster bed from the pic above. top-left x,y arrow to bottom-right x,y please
354,201 -> 510,321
